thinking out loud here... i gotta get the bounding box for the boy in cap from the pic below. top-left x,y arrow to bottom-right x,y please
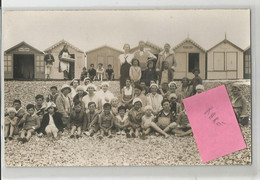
5,107 -> 18,141
128,98 -> 144,138
56,84 -> 72,129
18,104 -> 40,143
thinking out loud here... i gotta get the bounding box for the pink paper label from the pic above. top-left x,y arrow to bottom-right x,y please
183,85 -> 246,162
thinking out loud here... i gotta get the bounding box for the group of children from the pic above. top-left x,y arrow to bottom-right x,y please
80,63 -> 114,82
5,67 -> 204,143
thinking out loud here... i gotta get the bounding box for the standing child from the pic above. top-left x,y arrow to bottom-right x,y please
80,67 -> 88,81
129,58 -> 142,84
69,102 -> 87,138
5,107 -> 18,141
106,64 -> 114,81
83,102 -> 100,137
88,64 -> 97,81
158,61 -> 173,85
46,86 -> 59,103
96,63 -> 105,81
173,110 -> 192,137
38,102 -> 64,140
114,105 -> 130,136
128,98 -> 144,138
143,60 -> 157,87
17,104 -> 40,143
141,105 -> 169,139
98,103 -> 115,139
190,68 -> 202,96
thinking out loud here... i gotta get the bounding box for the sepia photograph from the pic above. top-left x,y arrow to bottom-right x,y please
3,10 -> 251,167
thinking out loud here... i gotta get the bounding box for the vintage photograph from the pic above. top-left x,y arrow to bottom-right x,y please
3,10 -> 251,167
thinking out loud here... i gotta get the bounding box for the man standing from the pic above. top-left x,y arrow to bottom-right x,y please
134,41 -> 157,75
156,43 -> 177,73
44,51 -> 55,79
56,84 -> 72,129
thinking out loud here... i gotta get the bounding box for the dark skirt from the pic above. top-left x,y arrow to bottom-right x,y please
120,62 -> 131,90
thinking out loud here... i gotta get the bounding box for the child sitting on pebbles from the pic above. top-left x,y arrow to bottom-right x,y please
38,102 -> 64,140
141,105 -> 169,139
98,103 -> 115,139
69,102 -> 87,139
18,104 -> 40,143
110,97 -> 120,116
83,102 -> 99,137
114,105 -> 130,136
5,107 -> 18,141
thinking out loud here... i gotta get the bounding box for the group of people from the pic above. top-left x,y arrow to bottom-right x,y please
5,41 -> 249,143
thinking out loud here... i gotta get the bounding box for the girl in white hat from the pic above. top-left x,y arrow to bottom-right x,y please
5,107 -> 18,141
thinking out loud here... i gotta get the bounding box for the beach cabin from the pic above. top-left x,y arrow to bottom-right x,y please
207,38 -> 244,80
173,37 -> 206,79
130,41 -> 163,60
244,46 -> 251,79
86,45 -> 123,79
44,39 -> 85,80
4,41 -> 45,80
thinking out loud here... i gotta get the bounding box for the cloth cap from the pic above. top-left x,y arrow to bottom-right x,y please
76,85 -> 84,92
169,93 -> 177,99
61,84 -> 71,92
132,98 -> 143,105
150,83 -> 159,89
168,81 -> 178,88
7,107 -> 17,114
196,84 -> 204,90
46,102 -> 56,109
144,105 -> 153,111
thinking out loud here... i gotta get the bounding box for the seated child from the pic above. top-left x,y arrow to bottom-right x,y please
128,98 -> 144,138
141,105 -> 169,139
13,100 -> 26,127
80,67 -> 88,81
88,64 -> 97,81
69,102 -> 87,138
195,84 -> 204,94
146,83 -> 163,115
168,93 -> 182,118
96,63 -> 105,81
121,78 -> 134,109
83,102 -> 100,137
34,94 -> 47,123
114,105 -> 130,136
38,102 -> 64,140
110,97 -> 120,116
106,64 -> 114,81
155,99 -> 177,133
17,104 -> 40,143
134,84 -> 147,109
173,110 -> 192,137
140,80 -> 149,95
190,68 -> 202,96
5,107 -> 18,141
46,86 -> 59,103
98,103 -> 115,139
159,82 -> 169,98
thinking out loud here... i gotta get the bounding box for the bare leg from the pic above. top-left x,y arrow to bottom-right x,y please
77,127 -> 82,136
175,129 -> 193,137
26,129 -> 34,141
135,129 -> 140,137
108,129 -> 112,138
163,122 -> 177,133
70,126 -> 76,136
9,125 -> 15,137
4,125 -> 10,138
150,122 -> 169,137
20,130 -> 26,138
144,128 -> 151,135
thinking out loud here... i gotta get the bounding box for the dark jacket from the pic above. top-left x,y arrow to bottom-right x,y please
39,112 -> 64,134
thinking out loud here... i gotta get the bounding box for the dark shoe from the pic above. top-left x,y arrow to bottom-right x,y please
17,137 -> 23,141
89,132 -> 94,137
126,133 -> 131,138
140,134 -> 146,140
108,134 -> 113,138
22,138 -> 28,143
76,135 -> 81,139
70,135 -> 75,138
98,135 -> 103,140
131,133 -> 136,138
8,137 -> 13,140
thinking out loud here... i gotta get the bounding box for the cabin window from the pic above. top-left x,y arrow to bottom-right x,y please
188,53 -> 199,72
4,55 -> 12,72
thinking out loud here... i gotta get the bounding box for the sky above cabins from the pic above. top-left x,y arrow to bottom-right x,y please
3,10 -> 250,52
